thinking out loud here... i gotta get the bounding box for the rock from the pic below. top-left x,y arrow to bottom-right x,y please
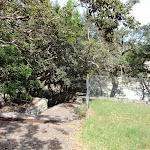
0,95 -> 5,106
32,97 -> 41,104
76,92 -> 86,96
25,97 -> 48,115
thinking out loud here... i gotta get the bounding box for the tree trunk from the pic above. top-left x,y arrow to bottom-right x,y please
110,77 -> 118,97
143,79 -> 150,101
141,79 -> 145,100
98,81 -> 103,96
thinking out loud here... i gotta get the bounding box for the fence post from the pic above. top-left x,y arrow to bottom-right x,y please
86,74 -> 90,117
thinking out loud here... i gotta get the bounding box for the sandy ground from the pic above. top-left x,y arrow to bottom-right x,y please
0,103 -> 84,150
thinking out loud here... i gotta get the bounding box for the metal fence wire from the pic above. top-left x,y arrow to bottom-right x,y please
89,76 -> 150,101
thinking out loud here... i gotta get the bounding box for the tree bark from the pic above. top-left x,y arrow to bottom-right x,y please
110,77 -> 118,97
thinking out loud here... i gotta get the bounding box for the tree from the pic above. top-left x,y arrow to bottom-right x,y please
0,0 -> 149,103
121,24 -> 150,77
0,0 -> 87,103
79,0 -> 140,42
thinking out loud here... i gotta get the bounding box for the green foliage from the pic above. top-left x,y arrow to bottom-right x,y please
80,0 -> 140,41
0,0 -> 149,104
4,64 -> 32,80
125,45 -> 150,77
120,24 -> 150,77
0,0 -> 88,103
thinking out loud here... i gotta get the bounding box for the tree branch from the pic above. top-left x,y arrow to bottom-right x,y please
0,16 -> 29,20
122,49 -> 137,55
78,55 -> 101,71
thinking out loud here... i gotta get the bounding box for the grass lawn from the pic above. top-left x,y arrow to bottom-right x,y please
80,99 -> 150,150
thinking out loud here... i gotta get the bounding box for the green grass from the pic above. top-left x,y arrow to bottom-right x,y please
80,99 -> 150,150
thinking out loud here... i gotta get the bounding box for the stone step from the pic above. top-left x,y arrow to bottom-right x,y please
0,112 -> 68,123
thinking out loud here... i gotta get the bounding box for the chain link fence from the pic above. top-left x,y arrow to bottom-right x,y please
89,76 -> 150,102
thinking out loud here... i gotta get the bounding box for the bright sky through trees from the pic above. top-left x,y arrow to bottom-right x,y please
121,0 -> 150,25
51,0 -> 150,25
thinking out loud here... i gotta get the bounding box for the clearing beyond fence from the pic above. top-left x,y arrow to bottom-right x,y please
89,76 -> 150,102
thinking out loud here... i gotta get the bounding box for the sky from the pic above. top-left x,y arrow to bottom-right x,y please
51,0 -> 150,25
121,0 -> 150,25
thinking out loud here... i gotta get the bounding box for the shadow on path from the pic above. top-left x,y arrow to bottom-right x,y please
0,121 -> 63,150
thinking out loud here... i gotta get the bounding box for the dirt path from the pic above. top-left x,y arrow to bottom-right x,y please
0,103 -> 84,150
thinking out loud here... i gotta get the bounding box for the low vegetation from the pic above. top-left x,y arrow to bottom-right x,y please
80,99 -> 150,150
76,102 -> 86,118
